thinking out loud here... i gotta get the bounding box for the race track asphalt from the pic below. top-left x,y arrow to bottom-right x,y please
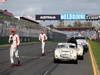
0,42 -> 93,75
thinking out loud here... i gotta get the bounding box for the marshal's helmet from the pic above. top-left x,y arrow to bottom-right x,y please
10,28 -> 16,32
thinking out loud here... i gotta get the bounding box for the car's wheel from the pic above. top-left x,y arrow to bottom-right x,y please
54,58 -> 59,63
78,55 -> 84,60
83,45 -> 88,53
83,50 -> 85,55
74,59 -> 78,64
81,55 -> 84,60
85,47 -> 88,53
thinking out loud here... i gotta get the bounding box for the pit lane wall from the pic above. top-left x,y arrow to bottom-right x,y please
47,29 -> 66,42
0,28 -> 67,44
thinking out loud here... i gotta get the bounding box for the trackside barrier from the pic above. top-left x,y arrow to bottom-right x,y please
0,36 -> 39,44
0,29 -> 67,44
47,29 -> 66,42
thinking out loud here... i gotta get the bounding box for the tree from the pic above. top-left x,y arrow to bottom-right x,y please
82,21 -> 92,27
67,24 -> 72,27
73,20 -> 82,27
56,20 -> 67,28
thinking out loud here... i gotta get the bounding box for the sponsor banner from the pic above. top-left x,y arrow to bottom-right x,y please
61,13 -> 86,20
35,15 -> 60,20
35,14 -> 100,21
86,14 -> 100,20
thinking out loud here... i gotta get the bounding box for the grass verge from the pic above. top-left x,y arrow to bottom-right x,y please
90,41 -> 100,71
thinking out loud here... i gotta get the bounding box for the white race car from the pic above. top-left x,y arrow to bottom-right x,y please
54,43 -> 78,64
76,37 -> 88,53
68,37 -> 88,59
76,43 -> 84,58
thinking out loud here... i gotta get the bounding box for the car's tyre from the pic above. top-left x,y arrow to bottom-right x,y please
78,55 -> 84,60
74,59 -> 78,64
83,45 -> 88,53
54,58 -> 59,63
83,51 -> 85,55
85,47 -> 88,53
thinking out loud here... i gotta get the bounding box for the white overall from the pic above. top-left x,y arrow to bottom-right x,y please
39,33 -> 47,54
9,34 -> 20,64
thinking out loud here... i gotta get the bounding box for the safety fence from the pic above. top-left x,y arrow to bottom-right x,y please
0,29 -> 67,44
0,36 -> 39,44
47,29 -> 66,42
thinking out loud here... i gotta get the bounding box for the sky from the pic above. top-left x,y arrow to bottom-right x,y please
0,0 -> 100,16
0,0 -> 100,25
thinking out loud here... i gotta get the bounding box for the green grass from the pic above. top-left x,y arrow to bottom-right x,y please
90,41 -> 100,70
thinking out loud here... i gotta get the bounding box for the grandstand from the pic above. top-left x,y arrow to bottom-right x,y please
0,10 -> 44,44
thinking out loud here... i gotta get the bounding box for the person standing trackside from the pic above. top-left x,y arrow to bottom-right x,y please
39,30 -> 47,56
8,28 -> 21,67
